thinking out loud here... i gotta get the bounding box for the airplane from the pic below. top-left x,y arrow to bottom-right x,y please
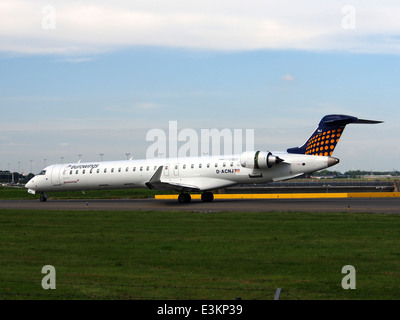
25,114 -> 382,203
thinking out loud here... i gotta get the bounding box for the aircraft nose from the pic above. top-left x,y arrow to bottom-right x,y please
25,179 -> 34,189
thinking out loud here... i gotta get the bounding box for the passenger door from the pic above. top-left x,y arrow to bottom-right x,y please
51,164 -> 63,186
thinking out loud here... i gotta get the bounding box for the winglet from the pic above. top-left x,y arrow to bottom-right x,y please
287,114 -> 383,156
145,166 -> 164,190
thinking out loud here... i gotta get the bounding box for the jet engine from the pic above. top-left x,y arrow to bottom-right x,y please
240,151 -> 284,169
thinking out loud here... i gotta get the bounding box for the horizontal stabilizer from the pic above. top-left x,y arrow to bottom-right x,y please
355,118 -> 383,124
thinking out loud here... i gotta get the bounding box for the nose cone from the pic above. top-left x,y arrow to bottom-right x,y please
327,157 -> 340,167
25,178 -> 34,189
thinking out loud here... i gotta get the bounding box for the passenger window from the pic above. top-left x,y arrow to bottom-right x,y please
118,168 -> 121,172
207,163 -> 210,168
215,163 -> 218,167
191,164 -> 194,169
70,170 -> 73,175
111,168 -> 114,173
76,170 -> 79,174
230,162 -> 233,167
126,167 -> 129,172
97,169 -> 100,173
133,167 -> 136,172
199,163 -> 202,168
154,166 -> 157,170
104,168 -> 107,173
140,167 -> 143,171
83,170 -> 85,174
223,162 -> 226,167
183,164 -> 186,169
146,166 -> 149,171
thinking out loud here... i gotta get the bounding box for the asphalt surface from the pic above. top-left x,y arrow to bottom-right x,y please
0,197 -> 399,214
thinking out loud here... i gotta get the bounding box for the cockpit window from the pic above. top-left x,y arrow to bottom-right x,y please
38,170 -> 46,175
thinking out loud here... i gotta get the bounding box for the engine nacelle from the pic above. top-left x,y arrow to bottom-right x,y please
240,151 -> 284,169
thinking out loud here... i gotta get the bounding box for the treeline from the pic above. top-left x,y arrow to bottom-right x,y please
316,170 -> 400,178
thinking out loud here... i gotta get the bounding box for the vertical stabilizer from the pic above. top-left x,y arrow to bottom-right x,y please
287,114 -> 382,156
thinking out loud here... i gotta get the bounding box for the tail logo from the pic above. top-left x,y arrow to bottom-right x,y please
305,128 -> 342,156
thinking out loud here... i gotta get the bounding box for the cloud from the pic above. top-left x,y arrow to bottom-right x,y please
136,103 -> 163,110
1,1 -> 400,55
58,57 -> 94,63
281,74 -> 295,81
103,102 -> 163,113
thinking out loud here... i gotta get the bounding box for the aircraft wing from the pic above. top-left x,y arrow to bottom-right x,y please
145,166 -> 236,192
272,173 -> 304,182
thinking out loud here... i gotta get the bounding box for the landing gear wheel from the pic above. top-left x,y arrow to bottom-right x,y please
39,193 -> 48,202
201,192 -> 214,202
178,193 -> 191,204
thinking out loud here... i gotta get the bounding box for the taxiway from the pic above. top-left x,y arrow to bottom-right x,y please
0,197 -> 399,214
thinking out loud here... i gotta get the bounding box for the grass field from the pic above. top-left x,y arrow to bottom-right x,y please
0,186 -> 174,200
1,208 -> 400,300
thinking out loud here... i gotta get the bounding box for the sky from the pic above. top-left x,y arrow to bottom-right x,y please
1,0 -> 399,174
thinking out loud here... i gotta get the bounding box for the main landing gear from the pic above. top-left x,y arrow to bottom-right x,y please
201,191 -> 214,202
178,191 -> 214,204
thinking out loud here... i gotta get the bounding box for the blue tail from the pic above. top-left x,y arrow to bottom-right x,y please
287,114 -> 382,156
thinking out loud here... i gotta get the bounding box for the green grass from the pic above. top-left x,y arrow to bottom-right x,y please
0,186 -> 175,200
1,209 -> 400,300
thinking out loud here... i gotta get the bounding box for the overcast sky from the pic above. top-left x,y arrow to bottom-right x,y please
1,0 -> 399,173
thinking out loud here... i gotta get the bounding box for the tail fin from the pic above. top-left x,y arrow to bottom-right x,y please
287,114 -> 382,156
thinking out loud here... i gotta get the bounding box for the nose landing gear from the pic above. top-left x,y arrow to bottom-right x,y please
39,192 -> 48,202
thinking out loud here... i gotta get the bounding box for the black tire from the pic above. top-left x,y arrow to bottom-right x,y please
178,193 -> 191,204
201,192 -> 214,202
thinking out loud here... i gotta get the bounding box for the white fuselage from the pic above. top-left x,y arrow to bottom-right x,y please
25,152 -> 336,193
